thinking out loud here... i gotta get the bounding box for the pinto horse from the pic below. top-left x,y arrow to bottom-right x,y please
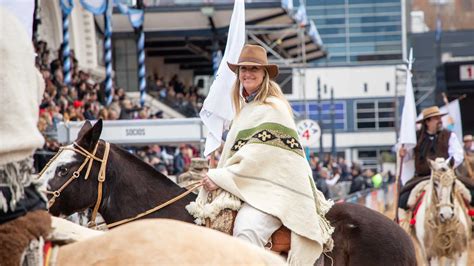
40,120 -> 416,265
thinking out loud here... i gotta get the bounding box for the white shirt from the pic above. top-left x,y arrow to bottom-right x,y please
404,132 -> 463,167
402,131 -> 464,184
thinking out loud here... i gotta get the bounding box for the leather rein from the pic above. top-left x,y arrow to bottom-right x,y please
39,141 -> 201,229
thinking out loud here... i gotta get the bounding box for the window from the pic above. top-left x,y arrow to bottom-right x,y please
291,101 -> 347,131
358,148 -> 394,171
113,38 -> 137,91
315,18 -> 346,26
319,28 -> 346,35
355,100 -> 395,130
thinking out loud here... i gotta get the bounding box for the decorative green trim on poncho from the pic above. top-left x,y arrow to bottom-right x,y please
230,122 -> 304,157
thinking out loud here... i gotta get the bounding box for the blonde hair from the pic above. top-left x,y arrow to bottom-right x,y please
231,68 -> 293,117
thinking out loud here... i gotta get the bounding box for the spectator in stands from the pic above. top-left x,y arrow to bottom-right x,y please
150,110 -> 164,119
119,99 -> 141,120
98,107 -> 109,120
83,102 -> 97,120
369,169 -> 383,189
115,87 -> 126,101
173,145 -> 186,175
386,170 -> 395,184
349,165 -> 368,194
337,157 -> 350,180
107,108 -> 120,120
138,106 -> 150,119
68,87 -> 79,103
313,167 -> 330,199
326,165 -> 342,187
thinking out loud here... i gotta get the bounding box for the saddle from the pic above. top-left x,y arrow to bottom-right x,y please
206,209 -> 291,254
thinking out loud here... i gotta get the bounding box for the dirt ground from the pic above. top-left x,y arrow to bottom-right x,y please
382,207 -> 474,265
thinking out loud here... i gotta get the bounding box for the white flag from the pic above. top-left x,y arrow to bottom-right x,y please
200,0 -> 245,156
398,65 -> 417,184
0,0 -> 35,38
440,99 -> 463,143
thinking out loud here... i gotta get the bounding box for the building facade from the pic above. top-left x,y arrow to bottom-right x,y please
286,0 -> 407,170
305,0 -> 405,66
289,65 -> 404,169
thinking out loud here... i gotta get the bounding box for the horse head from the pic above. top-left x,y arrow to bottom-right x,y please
40,119 -> 105,217
428,157 -> 456,222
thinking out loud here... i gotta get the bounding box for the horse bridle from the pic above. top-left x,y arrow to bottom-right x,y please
39,140 -> 110,227
431,170 -> 456,210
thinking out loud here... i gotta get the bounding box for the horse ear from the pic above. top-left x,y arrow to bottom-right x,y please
77,119 -> 103,150
448,157 -> 455,168
427,159 -> 435,170
77,120 -> 93,140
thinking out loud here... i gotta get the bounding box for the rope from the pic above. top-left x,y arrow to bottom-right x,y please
106,182 -> 202,229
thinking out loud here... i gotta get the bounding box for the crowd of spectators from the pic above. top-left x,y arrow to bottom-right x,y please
33,40 -> 202,175
146,74 -> 205,117
309,154 -> 395,200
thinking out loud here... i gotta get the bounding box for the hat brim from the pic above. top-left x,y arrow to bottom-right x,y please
227,61 -> 279,79
416,112 -> 448,123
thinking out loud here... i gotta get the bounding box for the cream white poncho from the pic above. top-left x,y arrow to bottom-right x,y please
187,96 -> 334,265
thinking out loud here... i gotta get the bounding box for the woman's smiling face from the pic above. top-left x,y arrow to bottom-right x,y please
239,65 -> 265,94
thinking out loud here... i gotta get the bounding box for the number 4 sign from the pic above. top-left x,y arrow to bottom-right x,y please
296,119 -> 321,147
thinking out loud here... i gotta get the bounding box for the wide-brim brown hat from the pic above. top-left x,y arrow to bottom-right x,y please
416,106 -> 447,123
227,44 -> 279,79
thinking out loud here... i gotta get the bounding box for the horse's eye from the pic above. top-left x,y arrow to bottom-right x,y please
58,166 -> 69,177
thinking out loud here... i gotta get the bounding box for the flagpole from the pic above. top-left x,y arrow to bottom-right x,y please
394,48 -> 415,223
394,144 -> 404,223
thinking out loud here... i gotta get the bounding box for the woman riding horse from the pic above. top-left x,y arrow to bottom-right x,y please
186,44 -> 334,265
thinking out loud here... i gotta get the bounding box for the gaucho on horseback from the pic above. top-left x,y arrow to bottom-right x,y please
398,106 -> 474,214
186,44 -> 334,265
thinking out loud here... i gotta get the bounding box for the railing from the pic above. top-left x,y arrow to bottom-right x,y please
143,0 -> 282,7
335,183 -> 396,214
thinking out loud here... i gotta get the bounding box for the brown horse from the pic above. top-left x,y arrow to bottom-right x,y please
40,120 -> 416,265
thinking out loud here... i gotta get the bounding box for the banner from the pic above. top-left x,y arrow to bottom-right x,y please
200,0 -> 245,156
440,99 -> 463,143
115,0 -> 144,28
0,0 -> 35,38
80,0 -> 107,14
398,62 -> 417,185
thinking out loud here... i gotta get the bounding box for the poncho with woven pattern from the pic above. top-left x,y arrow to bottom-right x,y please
187,96 -> 334,265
